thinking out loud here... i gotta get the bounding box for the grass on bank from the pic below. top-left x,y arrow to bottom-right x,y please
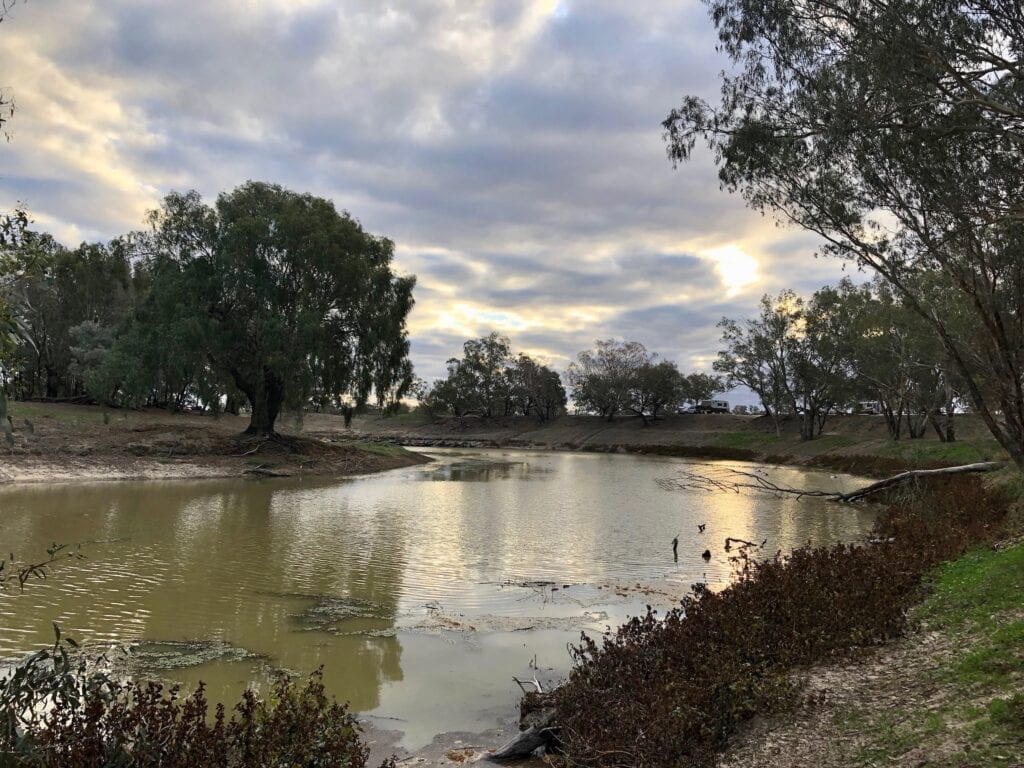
347,440 -> 417,459
874,437 -> 1004,464
711,431 -> 782,449
7,402 -> 120,425
826,541 -> 1024,767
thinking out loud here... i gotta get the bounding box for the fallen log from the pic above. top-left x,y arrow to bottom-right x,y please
838,462 -> 1007,501
487,691 -> 559,761
488,723 -> 556,761
657,461 -> 1007,503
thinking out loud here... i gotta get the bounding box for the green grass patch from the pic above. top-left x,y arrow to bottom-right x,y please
7,402 -> 141,426
875,438 -> 1003,464
361,410 -> 434,427
915,543 -> 1024,631
8,402 -> 104,424
827,543 -> 1024,766
802,433 -> 858,450
711,431 -> 780,449
349,441 -> 415,458
917,544 -> 1024,695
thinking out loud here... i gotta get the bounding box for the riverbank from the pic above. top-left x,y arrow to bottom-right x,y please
1,404 -> 1009,484
342,411 -> 1007,478
0,402 -> 426,483
718,534 -> 1024,768
542,473 -> 1024,768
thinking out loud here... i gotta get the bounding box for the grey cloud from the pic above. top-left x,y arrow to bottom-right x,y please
0,0 -> 852,386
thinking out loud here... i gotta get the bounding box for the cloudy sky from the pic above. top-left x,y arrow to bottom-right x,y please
0,0 -> 853,389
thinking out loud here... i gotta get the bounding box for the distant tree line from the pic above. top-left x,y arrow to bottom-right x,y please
568,339 -> 721,425
717,277 -> 960,442
422,332 -> 567,421
0,182 -> 416,436
421,335 -> 723,426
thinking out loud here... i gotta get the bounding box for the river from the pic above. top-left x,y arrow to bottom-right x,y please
0,448 -> 876,750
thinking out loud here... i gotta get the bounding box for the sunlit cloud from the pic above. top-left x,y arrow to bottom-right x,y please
0,0 -> 850,384
700,244 -> 760,297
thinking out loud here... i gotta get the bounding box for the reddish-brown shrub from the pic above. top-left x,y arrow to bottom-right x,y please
553,476 -> 1009,767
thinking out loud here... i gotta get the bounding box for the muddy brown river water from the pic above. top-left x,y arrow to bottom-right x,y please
0,448 -> 876,750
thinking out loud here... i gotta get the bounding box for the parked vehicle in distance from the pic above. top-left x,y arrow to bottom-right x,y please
696,399 -> 730,414
856,400 -> 883,415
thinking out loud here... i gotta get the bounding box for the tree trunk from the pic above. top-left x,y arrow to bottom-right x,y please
943,381 -> 956,442
45,367 -> 59,399
243,370 -> 284,437
928,411 -> 948,442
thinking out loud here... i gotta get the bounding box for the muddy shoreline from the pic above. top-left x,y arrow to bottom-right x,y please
1,404 -> 1003,484
0,403 -> 427,484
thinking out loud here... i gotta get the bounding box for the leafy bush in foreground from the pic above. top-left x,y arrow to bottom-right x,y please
1,667 -> 389,768
553,477 -> 1009,767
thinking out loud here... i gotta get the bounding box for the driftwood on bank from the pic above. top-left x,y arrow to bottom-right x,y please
656,461 -> 1007,503
488,690 -> 559,761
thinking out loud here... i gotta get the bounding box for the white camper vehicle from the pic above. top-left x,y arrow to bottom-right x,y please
697,399 -> 730,414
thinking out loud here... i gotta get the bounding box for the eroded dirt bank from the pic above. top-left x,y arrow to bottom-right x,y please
0,403 -> 425,483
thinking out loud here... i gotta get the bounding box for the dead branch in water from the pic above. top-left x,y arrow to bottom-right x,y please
657,461 -> 1007,503
724,537 -> 760,551
513,675 -> 544,694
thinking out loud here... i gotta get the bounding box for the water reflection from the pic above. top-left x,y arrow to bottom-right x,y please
418,457 -> 550,482
0,449 -> 877,749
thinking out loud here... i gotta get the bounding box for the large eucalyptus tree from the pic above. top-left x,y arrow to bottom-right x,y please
142,182 -> 416,436
666,0 -> 1024,469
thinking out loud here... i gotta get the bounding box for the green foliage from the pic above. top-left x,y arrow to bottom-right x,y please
136,183 -> 415,435
567,339 -> 649,420
0,184 -> 415,431
568,339 -> 719,423
554,477 -> 1010,767
0,393 -> 11,447
667,0 -> 1024,470
425,333 -> 567,421
821,277 -> 960,441
717,289 -> 853,440
1,234 -> 135,400
2,668 -> 388,768
680,372 -> 720,406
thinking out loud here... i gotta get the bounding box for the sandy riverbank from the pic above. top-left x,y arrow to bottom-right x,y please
0,402 -> 426,484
